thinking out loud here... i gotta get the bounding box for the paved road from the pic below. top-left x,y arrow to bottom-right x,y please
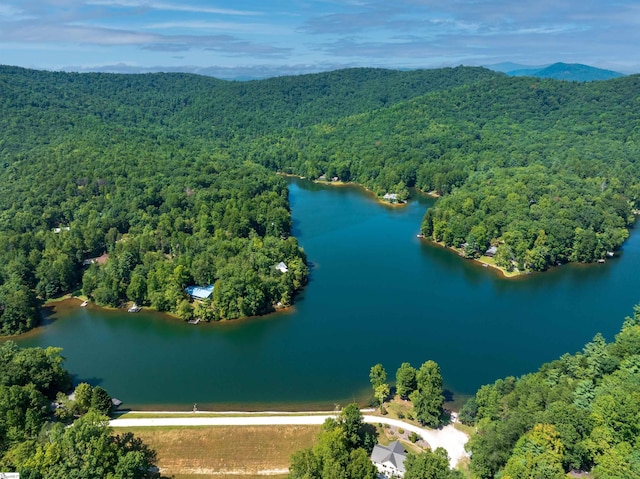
110,412 -> 469,468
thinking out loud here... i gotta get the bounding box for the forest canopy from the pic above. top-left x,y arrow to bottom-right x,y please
1,65 -> 639,333
246,75 -> 640,272
459,305 -> 640,479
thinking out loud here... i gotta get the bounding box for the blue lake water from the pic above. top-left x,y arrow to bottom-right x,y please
16,178 -> 640,410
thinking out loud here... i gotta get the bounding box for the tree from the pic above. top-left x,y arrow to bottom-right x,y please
369,363 -> 387,388
374,384 -> 390,408
404,448 -> 462,479
176,299 -> 194,321
126,273 -> 147,305
288,404 -> 376,479
396,362 -> 417,399
370,363 -> 388,407
74,382 -> 93,414
347,448 -> 377,479
410,360 -> 444,428
501,424 -> 565,479
337,403 -> 364,449
90,386 -> 113,415
7,411 -> 159,478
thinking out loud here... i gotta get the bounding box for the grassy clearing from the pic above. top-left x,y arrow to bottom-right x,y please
120,425 -> 320,479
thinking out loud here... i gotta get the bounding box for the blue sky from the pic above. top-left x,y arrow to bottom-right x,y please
0,0 -> 638,78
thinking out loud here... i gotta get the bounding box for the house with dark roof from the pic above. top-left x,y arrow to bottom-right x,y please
484,245 -> 498,257
370,441 -> 407,478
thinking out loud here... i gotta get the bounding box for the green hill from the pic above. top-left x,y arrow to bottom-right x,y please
247,74 -> 640,271
1,65 -> 640,334
0,65 -> 498,334
507,62 -> 624,81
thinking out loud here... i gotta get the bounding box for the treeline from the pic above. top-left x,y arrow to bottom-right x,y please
0,65 -> 497,334
0,341 -> 158,478
246,74 -> 640,271
3,65 -> 640,333
460,306 -> 640,478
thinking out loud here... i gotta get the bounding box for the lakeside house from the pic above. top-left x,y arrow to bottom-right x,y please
276,262 -> 288,273
383,193 -> 399,202
370,441 -> 407,478
484,246 -> 498,257
185,285 -> 214,300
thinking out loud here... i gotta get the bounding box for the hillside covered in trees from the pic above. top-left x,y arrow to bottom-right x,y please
459,306 -> 640,479
0,65 -> 499,334
1,65 -> 639,334
248,74 -> 640,271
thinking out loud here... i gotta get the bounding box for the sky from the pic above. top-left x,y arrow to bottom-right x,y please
0,0 -> 638,79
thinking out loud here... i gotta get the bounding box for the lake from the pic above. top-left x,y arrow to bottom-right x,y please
15,177 -> 640,410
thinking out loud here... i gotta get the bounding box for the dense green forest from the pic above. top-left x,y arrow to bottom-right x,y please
459,306 -> 640,479
1,65 -> 640,334
248,74 -> 640,271
0,65 -> 498,334
0,341 -> 158,477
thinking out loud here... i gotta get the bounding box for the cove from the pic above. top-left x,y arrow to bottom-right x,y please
14,177 -> 640,410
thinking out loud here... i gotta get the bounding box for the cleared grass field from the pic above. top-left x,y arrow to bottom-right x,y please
121,425 -> 321,479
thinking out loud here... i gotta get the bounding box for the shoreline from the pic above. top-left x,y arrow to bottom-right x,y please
421,238 -> 523,279
279,172 -> 439,207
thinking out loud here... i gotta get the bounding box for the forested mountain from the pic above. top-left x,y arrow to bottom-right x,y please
460,306 -> 640,479
506,62 -> 624,82
248,74 -> 640,271
0,65 -> 498,334
1,65 -> 639,334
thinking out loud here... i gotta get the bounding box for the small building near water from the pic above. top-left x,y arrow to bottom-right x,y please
484,246 -> 498,257
185,285 -> 214,300
276,262 -> 288,273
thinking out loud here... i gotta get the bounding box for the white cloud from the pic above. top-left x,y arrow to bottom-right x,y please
85,0 -> 262,16
143,21 -> 291,35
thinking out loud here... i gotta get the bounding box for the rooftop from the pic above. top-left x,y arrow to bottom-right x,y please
185,285 -> 214,300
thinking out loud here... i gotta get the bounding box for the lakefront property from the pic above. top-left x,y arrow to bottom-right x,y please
184,284 -> 214,300
371,441 -> 407,478
0,19 -> 640,479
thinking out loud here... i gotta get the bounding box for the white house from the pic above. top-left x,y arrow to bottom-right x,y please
276,262 -> 288,273
383,193 -> 398,201
370,441 -> 407,478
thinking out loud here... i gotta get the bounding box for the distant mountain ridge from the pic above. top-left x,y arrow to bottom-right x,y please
485,62 -> 624,81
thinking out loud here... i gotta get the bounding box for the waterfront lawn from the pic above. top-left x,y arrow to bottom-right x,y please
121,425 -> 321,479
383,397 -> 416,422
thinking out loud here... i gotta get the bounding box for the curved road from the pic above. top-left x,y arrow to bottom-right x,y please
110,412 -> 469,468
